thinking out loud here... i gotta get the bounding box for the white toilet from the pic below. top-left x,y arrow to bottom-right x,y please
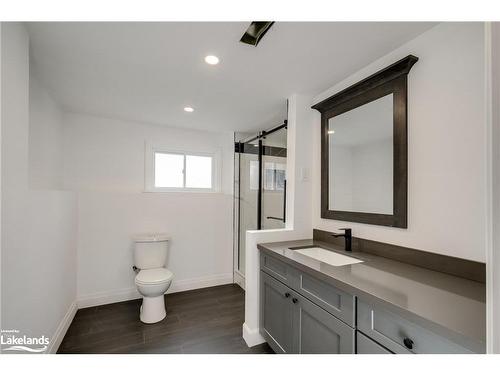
133,233 -> 174,324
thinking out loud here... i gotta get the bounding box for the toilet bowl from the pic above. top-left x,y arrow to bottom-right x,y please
132,233 -> 173,324
135,268 -> 174,323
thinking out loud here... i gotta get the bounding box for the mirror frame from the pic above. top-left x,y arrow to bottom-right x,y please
312,55 -> 418,228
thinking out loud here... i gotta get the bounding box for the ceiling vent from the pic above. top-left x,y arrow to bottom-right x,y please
240,22 -> 275,46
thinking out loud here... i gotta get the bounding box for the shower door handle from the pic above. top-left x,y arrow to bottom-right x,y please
266,179 -> 286,223
266,216 -> 285,221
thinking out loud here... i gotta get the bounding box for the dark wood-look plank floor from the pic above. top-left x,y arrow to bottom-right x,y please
58,283 -> 273,354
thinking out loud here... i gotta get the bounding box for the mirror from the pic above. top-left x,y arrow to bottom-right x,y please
328,94 -> 393,214
312,55 -> 418,228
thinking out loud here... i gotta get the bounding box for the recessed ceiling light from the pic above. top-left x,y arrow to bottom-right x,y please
328,130 -> 335,135
204,55 -> 220,65
184,107 -> 194,112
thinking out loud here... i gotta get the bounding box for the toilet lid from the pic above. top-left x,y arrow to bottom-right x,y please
135,268 -> 173,285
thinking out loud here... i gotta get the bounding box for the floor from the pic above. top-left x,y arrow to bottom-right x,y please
58,284 -> 273,354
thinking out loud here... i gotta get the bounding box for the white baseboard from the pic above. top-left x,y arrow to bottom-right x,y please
47,301 -> 78,354
169,273 -> 233,294
77,287 -> 141,309
234,270 -> 245,290
77,273 -> 234,309
242,322 -> 265,347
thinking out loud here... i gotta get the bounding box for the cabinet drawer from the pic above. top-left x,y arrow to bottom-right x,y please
296,271 -> 355,326
356,332 -> 392,354
357,299 -> 475,354
260,253 -> 296,285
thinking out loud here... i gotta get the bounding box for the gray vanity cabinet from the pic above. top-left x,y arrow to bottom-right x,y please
259,249 -> 484,354
260,268 -> 355,354
292,293 -> 354,353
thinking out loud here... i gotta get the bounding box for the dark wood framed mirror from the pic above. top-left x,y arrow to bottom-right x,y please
312,55 -> 418,228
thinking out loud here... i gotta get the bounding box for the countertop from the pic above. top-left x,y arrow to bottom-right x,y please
258,239 -> 486,352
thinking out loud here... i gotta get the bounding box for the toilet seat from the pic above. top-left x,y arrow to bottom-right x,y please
135,268 -> 173,286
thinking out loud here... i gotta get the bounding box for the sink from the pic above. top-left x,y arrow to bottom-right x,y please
293,247 -> 364,267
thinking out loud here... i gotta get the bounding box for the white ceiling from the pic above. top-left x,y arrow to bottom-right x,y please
26,22 -> 436,133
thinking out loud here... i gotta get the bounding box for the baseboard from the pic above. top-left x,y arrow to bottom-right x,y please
77,287 -> 141,309
47,301 -> 77,354
77,273 -> 234,309
242,322 -> 265,347
168,273 -> 234,294
233,270 -> 245,290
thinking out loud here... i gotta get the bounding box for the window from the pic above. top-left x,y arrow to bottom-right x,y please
249,161 -> 286,191
249,160 -> 259,191
154,153 -> 184,188
264,162 -> 286,191
145,145 -> 218,192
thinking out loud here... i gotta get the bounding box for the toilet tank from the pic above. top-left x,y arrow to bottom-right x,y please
133,233 -> 170,270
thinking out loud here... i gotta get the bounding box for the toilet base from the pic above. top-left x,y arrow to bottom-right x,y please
140,296 -> 166,324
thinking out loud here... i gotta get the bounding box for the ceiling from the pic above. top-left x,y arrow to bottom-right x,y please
26,22 -> 436,133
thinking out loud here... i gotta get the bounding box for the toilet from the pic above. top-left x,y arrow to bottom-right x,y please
133,233 -> 174,324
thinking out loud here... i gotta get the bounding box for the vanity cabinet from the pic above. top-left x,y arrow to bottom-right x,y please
259,250 -> 481,354
260,271 -> 354,354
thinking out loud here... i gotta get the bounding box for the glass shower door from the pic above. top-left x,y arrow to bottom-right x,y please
261,127 -> 287,230
233,125 -> 287,280
235,138 -> 259,276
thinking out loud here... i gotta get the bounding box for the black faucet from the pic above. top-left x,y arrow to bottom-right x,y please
332,228 -> 352,252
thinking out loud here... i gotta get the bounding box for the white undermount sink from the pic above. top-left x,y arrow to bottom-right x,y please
293,247 -> 364,267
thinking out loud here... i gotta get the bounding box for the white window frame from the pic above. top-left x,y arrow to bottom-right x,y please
144,142 -> 221,193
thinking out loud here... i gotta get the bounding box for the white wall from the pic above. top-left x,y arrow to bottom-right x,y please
62,113 -> 234,306
313,23 -> 487,263
63,113 -> 233,194
29,73 -> 64,190
1,23 -> 78,353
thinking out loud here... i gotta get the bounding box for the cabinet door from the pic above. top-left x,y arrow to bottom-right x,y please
260,271 -> 294,353
292,294 -> 355,354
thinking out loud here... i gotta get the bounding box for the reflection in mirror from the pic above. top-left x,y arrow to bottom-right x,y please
328,94 -> 393,214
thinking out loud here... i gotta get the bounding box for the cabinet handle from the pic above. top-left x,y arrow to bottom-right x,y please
284,292 -> 290,298
292,298 -> 298,304
403,337 -> 414,350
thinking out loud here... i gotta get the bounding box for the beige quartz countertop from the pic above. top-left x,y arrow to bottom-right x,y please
258,239 -> 486,352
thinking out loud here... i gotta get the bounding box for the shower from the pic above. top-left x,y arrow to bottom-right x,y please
233,121 -> 288,287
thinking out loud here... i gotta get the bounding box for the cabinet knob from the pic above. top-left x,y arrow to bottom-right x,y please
292,298 -> 298,304
403,337 -> 414,350
284,292 -> 290,298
